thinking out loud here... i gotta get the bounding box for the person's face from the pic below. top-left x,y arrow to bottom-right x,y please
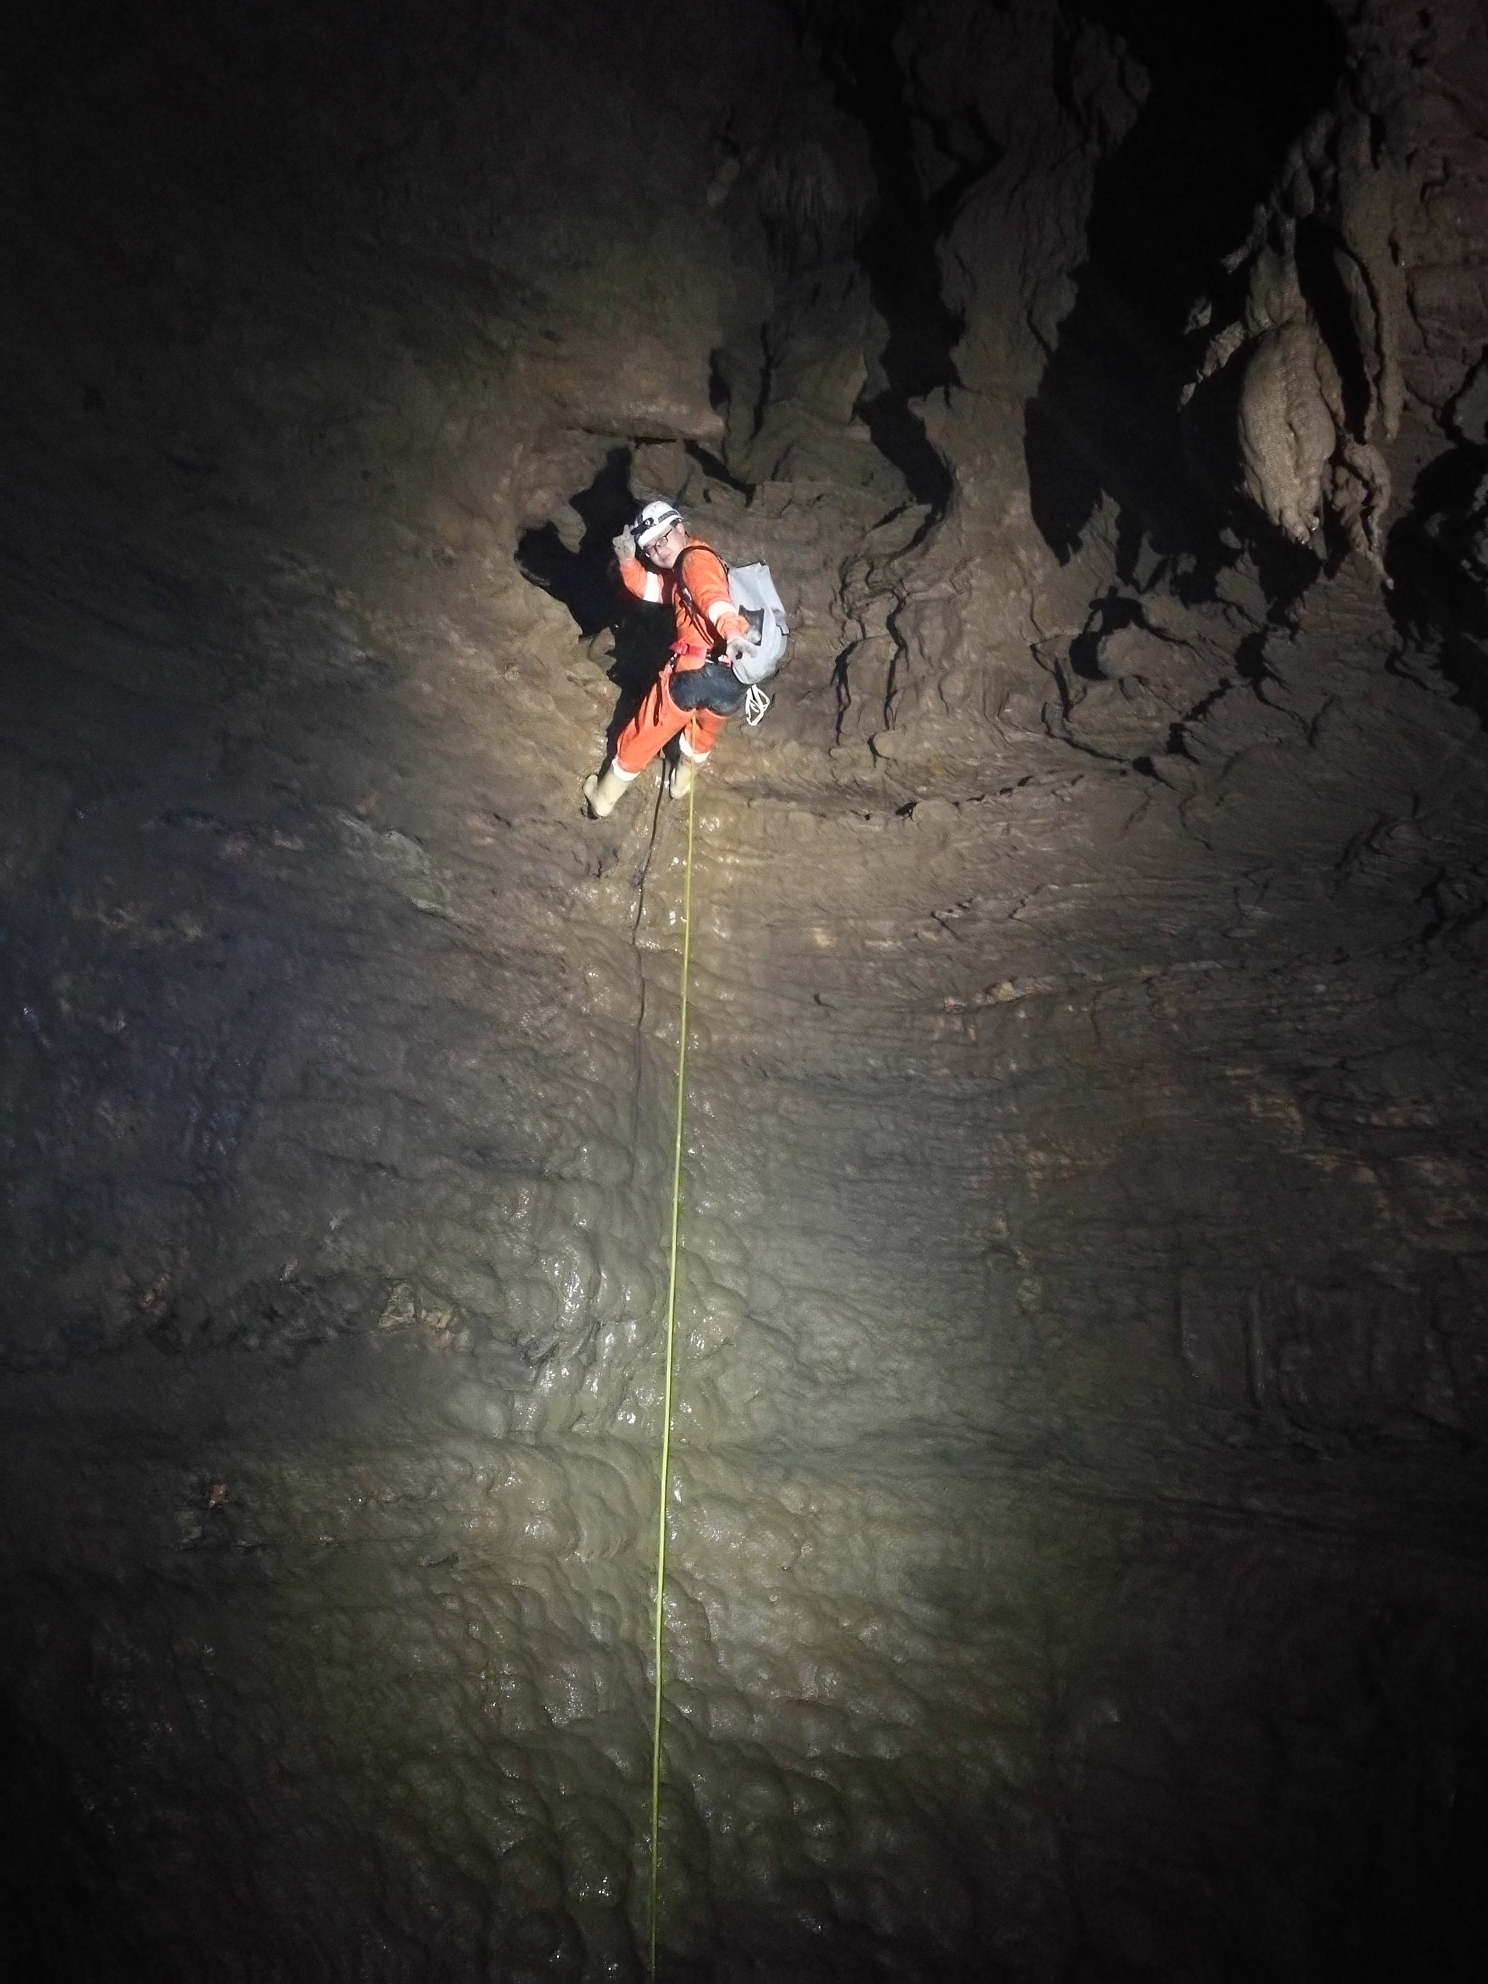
644,521 -> 686,568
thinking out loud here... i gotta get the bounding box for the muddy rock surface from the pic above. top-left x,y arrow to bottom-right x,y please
3,2 -> 1488,1978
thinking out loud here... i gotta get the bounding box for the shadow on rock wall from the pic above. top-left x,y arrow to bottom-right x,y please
1023,0 -> 1347,575
1386,442 -> 1488,721
515,449 -> 639,645
514,447 -> 679,751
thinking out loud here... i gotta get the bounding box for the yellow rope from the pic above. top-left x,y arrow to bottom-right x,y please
647,770 -> 696,1980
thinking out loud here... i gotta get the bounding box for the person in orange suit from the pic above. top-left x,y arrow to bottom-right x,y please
584,500 -> 751,817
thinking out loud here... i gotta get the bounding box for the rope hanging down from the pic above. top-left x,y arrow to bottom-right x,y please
647,772 -> 696,1980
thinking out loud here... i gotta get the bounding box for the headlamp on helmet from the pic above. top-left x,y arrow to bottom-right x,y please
634,500 -> 684,551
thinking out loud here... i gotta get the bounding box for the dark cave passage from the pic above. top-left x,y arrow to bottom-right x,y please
818,0 -> 968,403
1024,0 -> 1349,569
811,0 -> 961,514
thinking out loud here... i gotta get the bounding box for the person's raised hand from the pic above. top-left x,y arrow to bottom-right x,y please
612,527 -> 636,563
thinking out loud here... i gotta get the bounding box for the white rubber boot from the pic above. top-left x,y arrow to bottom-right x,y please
582,761 -> 635,819
669,755 -> 697,801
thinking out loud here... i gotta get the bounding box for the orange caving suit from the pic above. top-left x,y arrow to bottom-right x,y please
613,539 -> 749,775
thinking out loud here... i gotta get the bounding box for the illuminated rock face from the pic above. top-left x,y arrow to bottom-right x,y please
2,2 -> 1488,1976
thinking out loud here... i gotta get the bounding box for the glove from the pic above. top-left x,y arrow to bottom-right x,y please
612,528 -> 636,563
724,634 -> 749,667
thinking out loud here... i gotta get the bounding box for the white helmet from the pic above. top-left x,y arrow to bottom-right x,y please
634,499 -> 684,551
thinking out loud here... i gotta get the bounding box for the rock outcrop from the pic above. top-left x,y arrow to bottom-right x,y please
1184,0 -> 1488,581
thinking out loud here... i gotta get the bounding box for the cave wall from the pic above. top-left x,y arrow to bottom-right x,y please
3,2 -> 1488,1976
835,0 -> 1488,765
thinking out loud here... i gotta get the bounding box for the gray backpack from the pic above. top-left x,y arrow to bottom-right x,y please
725,562 -> 789,686
676,545 -> 789,688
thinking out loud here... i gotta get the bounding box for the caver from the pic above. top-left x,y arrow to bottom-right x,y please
583,500 -> 754,818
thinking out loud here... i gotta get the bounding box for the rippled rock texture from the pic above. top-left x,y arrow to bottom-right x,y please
3,1 -> 1488,1977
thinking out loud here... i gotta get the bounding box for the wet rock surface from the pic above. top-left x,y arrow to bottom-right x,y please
3,2 -> 1488,1977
